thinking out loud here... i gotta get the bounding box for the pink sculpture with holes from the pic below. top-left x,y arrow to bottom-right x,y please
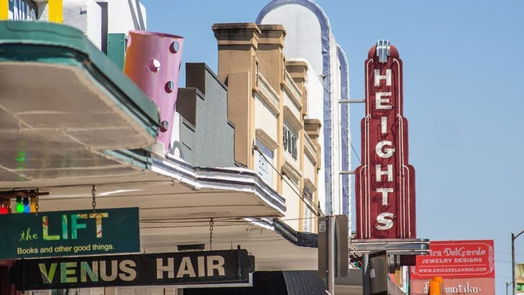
124,30 -> 184,153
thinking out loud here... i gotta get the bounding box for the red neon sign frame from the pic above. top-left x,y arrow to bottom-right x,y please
355,41 -> 416,239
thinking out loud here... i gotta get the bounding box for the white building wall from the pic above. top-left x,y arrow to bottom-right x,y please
301,59 -> 326,214
259,3 -> 349,216
262,5 -> 323,75
86,0 -> 102,48
301,59 -> 323,121
62,0 -> 147,49
62,0 -> 101,48
107,0 -> 147,33
329,33 -> 343,215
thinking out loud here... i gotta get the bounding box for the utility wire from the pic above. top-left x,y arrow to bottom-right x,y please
350,141 -> 362,165
141,216 -> 321,224
255,145 -> 303,193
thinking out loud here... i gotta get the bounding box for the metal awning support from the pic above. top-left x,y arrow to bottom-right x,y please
350,238 -> 430,256
339,170 -> 355,175
339,98 -> 365,104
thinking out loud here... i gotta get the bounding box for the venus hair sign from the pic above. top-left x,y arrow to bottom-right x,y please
10,249 -> 255,290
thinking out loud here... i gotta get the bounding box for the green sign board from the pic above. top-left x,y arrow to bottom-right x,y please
0,208 -> 140,259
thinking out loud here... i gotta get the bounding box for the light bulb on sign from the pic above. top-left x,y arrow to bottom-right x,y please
23,197 -> 30,213
30,197 -> 37,213
15,197 -> 24,213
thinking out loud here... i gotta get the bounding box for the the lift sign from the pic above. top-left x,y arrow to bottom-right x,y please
355,41 -> 416,239
0,208 -> 139,259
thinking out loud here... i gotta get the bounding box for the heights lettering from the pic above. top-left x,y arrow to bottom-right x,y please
355,41 -> 416,239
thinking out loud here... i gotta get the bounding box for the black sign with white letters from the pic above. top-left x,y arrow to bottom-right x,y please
10,249 -> 254,290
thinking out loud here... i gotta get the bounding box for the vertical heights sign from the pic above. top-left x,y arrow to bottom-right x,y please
355,40 -> 416,239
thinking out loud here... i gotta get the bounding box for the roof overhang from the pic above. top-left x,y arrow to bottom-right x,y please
0,21 -> 160,182
7,153 -> 286,220
140,218 -> 318,271
185,271 -> 327,295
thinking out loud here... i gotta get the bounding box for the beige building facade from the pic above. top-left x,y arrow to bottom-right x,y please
213,23 -> 322,232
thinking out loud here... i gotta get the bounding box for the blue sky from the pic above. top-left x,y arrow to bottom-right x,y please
141,0 -> 524,293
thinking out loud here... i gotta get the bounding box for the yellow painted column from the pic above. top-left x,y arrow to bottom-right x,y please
0,0 -> 8,20
48,0 -> 63,23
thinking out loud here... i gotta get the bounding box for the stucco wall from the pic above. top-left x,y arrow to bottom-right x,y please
282,176 -> 301,230
254,95 -> 278,142
63,0 -> 101,48
283,91 -> 301,121
298,58 -> 325,214
303,154 -> 316,186
108,0 -> 147,33
174,63 -> 235,167
259,2 -> 350,216
63,0 -> 146,49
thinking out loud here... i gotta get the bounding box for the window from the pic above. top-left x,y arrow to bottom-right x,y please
8,0 -> 37,21
303,187 -> 313,232
303,207 -> 313,232
283,124 -> 298,160
255,140 -> 274,186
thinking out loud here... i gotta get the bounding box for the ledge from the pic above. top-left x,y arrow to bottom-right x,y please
351,238 -> 430,255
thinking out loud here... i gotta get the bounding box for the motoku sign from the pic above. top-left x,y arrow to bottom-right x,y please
10,250 -> 255,290
355,40 -> 416,239
0,208 -> 139,259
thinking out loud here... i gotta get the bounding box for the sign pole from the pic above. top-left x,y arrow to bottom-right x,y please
327,216 -> 336,295
513,233 -> 516,295
512,231 -> 524,295
362,253 -> 370,295
319,215 -> 348,295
